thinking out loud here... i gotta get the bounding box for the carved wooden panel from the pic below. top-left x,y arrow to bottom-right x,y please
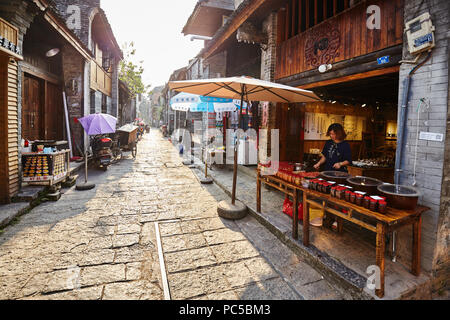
304,21 -> 340,68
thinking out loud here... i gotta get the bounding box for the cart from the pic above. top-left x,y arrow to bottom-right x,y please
111,124 -> 138,160
22,149 -> 70,187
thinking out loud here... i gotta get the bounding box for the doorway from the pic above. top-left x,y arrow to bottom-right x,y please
45,82 -> 63,140
22,74 -> 43,141
277,103 -> 304,161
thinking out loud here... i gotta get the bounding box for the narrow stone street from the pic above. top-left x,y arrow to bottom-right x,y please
0,130 -> 344,300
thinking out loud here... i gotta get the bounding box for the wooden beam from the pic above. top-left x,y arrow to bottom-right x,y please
298,65 -> 400,89
333,0 -> 337,15
323,0 -> 327,20
202,0 -> 266,59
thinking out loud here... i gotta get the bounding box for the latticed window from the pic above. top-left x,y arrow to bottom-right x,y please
280,0 -> 363,40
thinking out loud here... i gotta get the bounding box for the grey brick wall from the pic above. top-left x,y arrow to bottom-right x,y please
95,91 -> 102,113
396,0 -> 449,275
111,60 -> 119,117
259,12 -> 278,159
53,0 -> 100,49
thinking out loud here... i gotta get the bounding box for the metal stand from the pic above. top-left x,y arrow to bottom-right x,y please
76,148 -> 95,191
200,157 -> 213,184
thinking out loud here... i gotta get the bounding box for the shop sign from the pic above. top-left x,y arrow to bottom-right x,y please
0,18 -> 21,57
419,131 -> 444,142
0,36 -> 21,55
23,176 -> 52,182
377,55 -> 390,65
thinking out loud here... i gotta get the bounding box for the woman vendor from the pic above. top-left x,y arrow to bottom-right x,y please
313,123 -> 352,172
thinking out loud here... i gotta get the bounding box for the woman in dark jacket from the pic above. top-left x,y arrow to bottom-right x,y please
313,123 -> 352,172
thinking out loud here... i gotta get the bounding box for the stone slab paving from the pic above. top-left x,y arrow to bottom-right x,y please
0,130 -> 343,300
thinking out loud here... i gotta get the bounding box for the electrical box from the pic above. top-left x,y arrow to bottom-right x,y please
405,12 -> 435,55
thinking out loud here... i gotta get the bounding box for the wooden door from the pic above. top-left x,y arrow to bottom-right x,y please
45,82 -> 63,140
22,75 -> 42,140
277,103 -> 304,162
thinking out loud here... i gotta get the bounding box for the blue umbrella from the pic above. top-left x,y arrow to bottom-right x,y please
170,92 -> 246,112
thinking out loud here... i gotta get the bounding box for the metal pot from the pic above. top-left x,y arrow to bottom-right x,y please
346,176 -> 383,195
377,184 -> 421,211
320,171 -> 352,185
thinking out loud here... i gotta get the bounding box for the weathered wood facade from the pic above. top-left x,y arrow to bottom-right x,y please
275,0 -> 404,82
0,17 -> 21,203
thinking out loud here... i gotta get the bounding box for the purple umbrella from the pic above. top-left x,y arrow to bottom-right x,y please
76,113 -> 117,192
78,113 -> 117,135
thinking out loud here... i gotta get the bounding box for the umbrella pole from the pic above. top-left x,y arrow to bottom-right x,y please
231,88 -> 245,205
85,148 -> 88,183
76,136 -> 95,191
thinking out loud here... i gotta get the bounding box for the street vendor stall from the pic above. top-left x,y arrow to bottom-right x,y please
22,149 -> 70,186
256,163 -> 429,298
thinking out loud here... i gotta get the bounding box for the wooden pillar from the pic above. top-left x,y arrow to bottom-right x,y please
376,223 -> 386,298
256,171 -> 262,213
293,189 -> 298,239
412,215 -> 422,276
302,191 -> 309,246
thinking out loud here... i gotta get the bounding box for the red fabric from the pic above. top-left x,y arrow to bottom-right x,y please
282,196 -> 303,221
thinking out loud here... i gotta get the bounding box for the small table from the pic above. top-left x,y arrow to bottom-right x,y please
256,171 -> 429,298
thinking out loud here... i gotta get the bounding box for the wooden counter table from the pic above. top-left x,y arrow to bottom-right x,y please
256,171 -> 429,298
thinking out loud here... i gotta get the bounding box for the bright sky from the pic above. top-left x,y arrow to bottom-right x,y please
101,0 -> 205,91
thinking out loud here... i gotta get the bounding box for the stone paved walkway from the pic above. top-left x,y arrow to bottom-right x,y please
0,130 -> 343,300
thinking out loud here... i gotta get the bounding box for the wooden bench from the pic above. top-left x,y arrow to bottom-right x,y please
256,171 -> 429,298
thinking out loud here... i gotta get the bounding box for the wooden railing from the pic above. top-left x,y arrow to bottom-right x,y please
275,0 -> 404,80
90,60 -> 112,96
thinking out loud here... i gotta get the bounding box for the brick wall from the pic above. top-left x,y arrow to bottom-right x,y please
94,91 -> 102,113
0,0 -> 38,54
259,12 -> 278,159
205,51 -> 227,78
396,0 -> 449,282
53,0 -> 100,49
61,43 -> 85,156
111,60 -> 119,117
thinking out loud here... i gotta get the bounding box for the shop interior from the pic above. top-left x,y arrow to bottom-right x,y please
256,72 -> 401,249
302,72 -> 399,184
254,71 -> 430,298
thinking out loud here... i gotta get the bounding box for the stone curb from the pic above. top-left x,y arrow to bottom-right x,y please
0,203 -> 31,229
0,161 -> 85,231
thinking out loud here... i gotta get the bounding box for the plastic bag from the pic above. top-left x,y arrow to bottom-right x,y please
282,196 -> 303,220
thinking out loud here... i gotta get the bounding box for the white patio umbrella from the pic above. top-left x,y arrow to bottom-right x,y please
169,76 -> 321,219
170,92 -> 249,182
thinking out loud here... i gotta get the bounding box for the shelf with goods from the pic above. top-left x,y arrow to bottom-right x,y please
21,149 -> 70,186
